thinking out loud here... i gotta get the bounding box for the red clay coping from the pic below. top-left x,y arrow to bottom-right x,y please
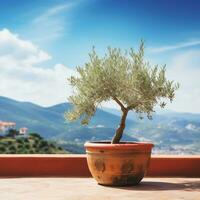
0,155 -> 199,177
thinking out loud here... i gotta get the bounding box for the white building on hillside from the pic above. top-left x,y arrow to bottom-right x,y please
0,121 -> 16,134
19,127 -> 28,135
0,121 -> 29,137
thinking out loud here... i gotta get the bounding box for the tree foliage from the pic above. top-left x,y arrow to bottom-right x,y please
0,133 -> 67,154
66,41 -> 179,143
6,129 -> 19,137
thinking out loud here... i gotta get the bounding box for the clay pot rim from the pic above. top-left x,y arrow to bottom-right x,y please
84,141 -> 154,150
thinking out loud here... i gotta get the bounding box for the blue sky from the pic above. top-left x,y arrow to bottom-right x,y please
0,0 -> 200,113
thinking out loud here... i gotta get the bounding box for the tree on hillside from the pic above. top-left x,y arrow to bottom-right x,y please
6,129 -> 19,137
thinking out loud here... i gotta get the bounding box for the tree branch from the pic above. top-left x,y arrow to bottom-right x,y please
127,99 -> 153,110
112,96 -> 127,111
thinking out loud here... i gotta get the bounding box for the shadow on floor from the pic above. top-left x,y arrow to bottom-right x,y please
104,180 -> 200,191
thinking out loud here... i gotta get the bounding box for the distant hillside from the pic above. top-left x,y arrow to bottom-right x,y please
103,107 -> 200,154
0,96 -> 136,143
1,96 -> 200,154
0,133 -> 67,154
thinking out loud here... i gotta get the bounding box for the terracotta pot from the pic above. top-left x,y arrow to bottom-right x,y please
84,141 -> 154,186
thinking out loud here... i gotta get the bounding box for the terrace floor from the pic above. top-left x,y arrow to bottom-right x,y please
0,177 -> 200,200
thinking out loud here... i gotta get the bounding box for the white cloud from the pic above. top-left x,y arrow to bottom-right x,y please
33,4 -> 73,24
0,29 -> 51,65
1,28 -> 200,114
30,3 -> 75,42
148,40 -> 200,53
0,29 -> 76,106
165,50 -> 200,113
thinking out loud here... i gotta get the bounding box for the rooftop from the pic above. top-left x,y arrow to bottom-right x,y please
0,121 -> 16,126
0,154 -> 199,200
0,177 -> 199,200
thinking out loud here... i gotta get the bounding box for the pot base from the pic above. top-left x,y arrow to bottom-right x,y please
99,174 -> 144,186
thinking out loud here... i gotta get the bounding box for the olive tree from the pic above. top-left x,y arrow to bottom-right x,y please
65,41 -> 179,144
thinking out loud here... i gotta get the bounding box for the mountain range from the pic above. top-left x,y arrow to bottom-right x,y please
0,96 -> 200,154
0,96 -> 134,142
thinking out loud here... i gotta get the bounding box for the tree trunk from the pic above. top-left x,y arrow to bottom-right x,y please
111,109 -> 128,144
